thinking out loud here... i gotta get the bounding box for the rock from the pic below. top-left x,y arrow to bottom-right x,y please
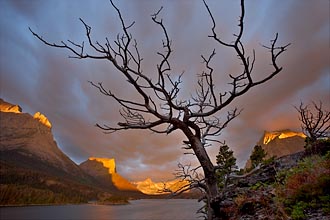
221,150 -> 329,219
221,152 -> 306,220
0,98 -> 22,113
307,211 -> 330,220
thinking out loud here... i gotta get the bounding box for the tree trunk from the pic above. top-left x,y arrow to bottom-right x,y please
191,137 -> 221,220
206,175 -> 221,220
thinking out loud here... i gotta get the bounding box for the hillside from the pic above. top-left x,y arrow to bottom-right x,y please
220,147 -> 330,219
217,137 -> 330,220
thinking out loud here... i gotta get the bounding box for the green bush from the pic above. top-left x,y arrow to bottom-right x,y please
291,201 -> 307,220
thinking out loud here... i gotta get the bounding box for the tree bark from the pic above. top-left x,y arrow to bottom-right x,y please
190,137 -> 221,220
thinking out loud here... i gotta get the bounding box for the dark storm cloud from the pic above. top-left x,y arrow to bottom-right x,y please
0,0 -> 329,180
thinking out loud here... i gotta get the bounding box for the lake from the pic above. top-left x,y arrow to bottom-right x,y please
0,199 -> 202,220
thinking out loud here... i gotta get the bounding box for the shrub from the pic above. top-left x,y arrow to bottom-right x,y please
250,145 -> 267,168
291,201 -> 308,220
276,154 -> 330,218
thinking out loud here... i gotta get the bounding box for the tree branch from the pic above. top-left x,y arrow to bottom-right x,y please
295,101 -> 330,140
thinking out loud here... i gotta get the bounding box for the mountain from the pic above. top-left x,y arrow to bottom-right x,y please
79,157 -> 147,199
79,157 -> 141,192
79,157 -> 191,196
0,99 -> 107,205
132,178 -> 189,195
245,129 -> 306,169
0,98 -> 85,179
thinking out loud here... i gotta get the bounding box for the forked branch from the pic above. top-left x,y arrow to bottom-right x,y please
194,0 -> 291,119
295,101 -> 330,141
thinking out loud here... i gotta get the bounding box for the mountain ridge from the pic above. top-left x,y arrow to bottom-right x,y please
132,177 -> 190,195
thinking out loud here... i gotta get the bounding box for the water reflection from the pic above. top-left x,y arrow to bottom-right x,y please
0,199 -> 202,220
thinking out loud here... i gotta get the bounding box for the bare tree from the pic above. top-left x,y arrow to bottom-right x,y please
29,0 -> 290,219
295,101 -> 330,142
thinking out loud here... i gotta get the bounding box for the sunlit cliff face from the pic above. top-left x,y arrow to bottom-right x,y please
87,157 -> 138,191
89,157 -> 116,174
0,98 -> 22,113
33,112 -> 52,128
111,173 -> 138,191
263,130 -> 307,145
0,99 -> 52,128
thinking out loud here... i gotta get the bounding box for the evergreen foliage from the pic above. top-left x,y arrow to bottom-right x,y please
0,163 -> 99,205
250,145 -> 267,168
215,144 -> 238,189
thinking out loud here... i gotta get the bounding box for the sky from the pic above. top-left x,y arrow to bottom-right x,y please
0,0 -> 329,182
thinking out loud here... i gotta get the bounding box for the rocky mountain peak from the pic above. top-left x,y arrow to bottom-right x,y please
33,112 -> 52,128
1,98 -> 52,129
245,129 -> 306,169
0,98 -> 22,113
88,157 -> 116,174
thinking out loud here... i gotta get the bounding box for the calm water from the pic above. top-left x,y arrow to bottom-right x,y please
0,199 -> 202,220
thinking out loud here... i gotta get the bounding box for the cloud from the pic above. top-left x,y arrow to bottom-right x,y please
0,0 -> 329,180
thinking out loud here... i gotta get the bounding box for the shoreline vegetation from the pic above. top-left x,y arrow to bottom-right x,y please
95,195 -> 130,205
0,196 -> 198,207
0,202 -> 131,207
